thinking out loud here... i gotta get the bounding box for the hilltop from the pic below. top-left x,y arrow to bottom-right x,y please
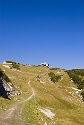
0,61 -> 84,125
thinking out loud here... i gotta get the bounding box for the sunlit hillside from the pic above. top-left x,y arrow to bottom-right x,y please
0,63 -> 84,125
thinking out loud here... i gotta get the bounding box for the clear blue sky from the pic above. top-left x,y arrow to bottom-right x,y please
0,0 -> 84,69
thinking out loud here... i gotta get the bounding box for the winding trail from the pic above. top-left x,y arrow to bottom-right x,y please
0,81 -> 35,125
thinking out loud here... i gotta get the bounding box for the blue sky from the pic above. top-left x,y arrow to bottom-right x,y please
0,0 -> 84,69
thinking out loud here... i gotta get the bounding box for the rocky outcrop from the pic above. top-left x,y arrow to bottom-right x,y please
0,78 -> 21,99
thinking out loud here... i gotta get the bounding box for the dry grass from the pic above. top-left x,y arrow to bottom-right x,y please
0,64 -> 84,125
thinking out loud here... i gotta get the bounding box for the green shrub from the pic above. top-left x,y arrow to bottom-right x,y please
48,72 -> 61,83
67,69 -> 84,101
0,68 -> 11,83
50,68 -> 60,70
11,63 -> 20,70
51,75 -> 61,83
3,73 -> 11,82
48,72 -> 55,77
5,60 -> 20,70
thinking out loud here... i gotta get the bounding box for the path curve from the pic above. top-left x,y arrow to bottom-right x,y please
0,81 -> 35,125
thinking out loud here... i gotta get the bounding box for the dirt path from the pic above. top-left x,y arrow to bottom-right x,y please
0,81 -> 35,125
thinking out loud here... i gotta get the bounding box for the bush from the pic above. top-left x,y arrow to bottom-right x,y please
67,69 -> 84,101
51,75 -> 61,83
48,72 -> 55,77
11,63 -> 20,70
50,68 -> 60,70
5,60 -> 20,70
0,68 -> 11,83
48,72 -> 61,83
3,73 -> 11,82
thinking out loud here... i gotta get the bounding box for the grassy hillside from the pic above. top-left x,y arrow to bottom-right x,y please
0,64 -> 84,125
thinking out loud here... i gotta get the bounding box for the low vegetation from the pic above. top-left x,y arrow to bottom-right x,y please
9,61 -> 20,70
11,63 -> 20,70
67,69 -> 84,100
0,64 -> 84,125
5,60 -> 20,70
48,72 -> 61,83
0,68 -> 11,83
50,68 -> 60,70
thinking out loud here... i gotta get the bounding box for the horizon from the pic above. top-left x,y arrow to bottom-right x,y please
0,0 -> 84,70
0,60 -> 84,70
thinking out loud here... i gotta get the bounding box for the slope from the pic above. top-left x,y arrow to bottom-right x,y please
0,64 -> 84,125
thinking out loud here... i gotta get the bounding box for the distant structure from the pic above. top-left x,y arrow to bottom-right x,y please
2,61 -> 12,69
3,61 -> 12,65
40,62 -> 49,67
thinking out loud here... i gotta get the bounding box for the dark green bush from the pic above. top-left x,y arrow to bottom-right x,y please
12,63 -> 20,70
5,60 -> 20,70
50,68 -> 60,70
51,75 -> 61,83
48,72 -> 55,77
3,73 -> 11,82
0,68 -> 11,83
48,72 -> 61,83
67,70 -> 84,89
67,69 -> 84,101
